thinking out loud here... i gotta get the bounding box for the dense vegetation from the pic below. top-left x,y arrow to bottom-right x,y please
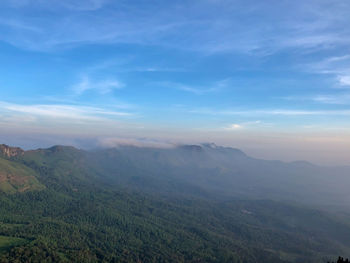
328,257 -> 350,263
0,144 -> 349,262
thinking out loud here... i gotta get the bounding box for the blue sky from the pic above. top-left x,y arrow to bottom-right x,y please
1,0 -> 350,164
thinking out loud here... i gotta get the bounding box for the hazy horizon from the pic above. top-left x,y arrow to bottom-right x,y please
1,132 -> 349,166
1,0 -> 350,165
1,2 -> 350,262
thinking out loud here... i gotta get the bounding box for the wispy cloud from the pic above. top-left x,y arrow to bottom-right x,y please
72,76 -> 124,95
130,67 -> 187,73
3,0 -> 109,11
190,108 -> 350,117
98,137 -> 175,149
83,56 -> 188,74
0,18 -> 41,32
158,79 -> 229,95
283,92 -> 350,105
0,101 -> 132,121
57,0 -> 108,11
177,85 -> 219,95
312,93 -> 350,105
303,54 -> 350,89
2,0 -> 350,54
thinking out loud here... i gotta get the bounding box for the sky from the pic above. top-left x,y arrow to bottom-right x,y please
1,0 -> 350,165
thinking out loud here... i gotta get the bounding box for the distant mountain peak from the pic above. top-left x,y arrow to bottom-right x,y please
179,144 -> 203,152
0,144 -> 24,158
47,145 -> 79,152
201,143 -> 246,156
201,143 -> 218,149
290,160 -> 315,167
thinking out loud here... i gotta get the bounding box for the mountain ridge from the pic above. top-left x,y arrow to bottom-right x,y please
0,142 -> 317,166
0,142 -> 350,262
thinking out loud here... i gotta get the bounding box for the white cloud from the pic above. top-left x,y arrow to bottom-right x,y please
225,124 -> 242,130
338,75 -> 350,87
98,137 -> 175,148
224,120 -> 262,130
72,76 -> 124,95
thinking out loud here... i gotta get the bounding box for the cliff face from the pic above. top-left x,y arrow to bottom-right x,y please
0,144 -> 24,158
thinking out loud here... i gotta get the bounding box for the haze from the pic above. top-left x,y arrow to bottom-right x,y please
2,2 -> 350,262
1,0 -> 350,165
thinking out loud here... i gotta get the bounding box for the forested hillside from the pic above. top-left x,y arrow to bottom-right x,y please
0,144 -> 349,262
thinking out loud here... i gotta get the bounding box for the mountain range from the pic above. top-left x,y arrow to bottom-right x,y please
0,143 -> 349,262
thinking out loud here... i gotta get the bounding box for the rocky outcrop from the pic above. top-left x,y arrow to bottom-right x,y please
0,144 -> 25,158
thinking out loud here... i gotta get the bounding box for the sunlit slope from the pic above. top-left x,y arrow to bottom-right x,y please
19,146 -> 102,193
0,157 -> 44,193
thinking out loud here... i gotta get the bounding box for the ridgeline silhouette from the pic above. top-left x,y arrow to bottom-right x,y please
328,257 -> 349,263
